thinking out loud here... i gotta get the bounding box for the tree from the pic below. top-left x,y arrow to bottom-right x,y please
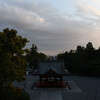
86,42 -> 94,51
76,46 -> 85,53
57,42 -> 100,76
38,52 -> 47,60
1,87 -> 30,100
0,28 -> 28,88
27,44 -> 47,70
27,44 -> 38,69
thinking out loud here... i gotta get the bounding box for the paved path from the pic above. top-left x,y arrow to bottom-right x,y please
13,75 -> 100,100
40,91 -> 62,100
68,81 -> 82,92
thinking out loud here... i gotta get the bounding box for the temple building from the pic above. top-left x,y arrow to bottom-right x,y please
33,61 -> 69,88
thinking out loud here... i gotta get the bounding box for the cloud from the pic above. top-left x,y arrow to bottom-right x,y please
77,2 -> 100,16
0,0 -> 100,55
91,0 -> 100,2
75,0 -> 100,28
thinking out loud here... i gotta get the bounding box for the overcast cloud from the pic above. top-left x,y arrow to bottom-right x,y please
0,0 -> 100,55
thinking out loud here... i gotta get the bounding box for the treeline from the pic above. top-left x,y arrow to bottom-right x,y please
57,42 -> 100,77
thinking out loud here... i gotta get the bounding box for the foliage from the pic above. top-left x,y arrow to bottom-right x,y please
0,28 -> 28,86
0,28 -> 30,99
27,44 -> 47,69
57,42 -> 100,76
0,86 -> 30,100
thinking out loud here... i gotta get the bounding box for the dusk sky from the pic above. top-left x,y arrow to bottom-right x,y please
0,0 -> 100,55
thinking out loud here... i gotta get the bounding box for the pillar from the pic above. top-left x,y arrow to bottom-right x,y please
60,76 -> 62,83
40,75 -> 42,83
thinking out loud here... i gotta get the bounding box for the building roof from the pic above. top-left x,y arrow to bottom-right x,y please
33,61 -> 69,75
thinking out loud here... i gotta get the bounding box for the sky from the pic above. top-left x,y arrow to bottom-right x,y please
0,0 -> 100,55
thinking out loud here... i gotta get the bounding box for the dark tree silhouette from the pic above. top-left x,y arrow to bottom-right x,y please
27,44 -> 47,70
0,28 -> 30,100
57,42 -> 100,76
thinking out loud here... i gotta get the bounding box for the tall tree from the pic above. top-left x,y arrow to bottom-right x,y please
27,44 -> 47,70
0,28 -> 28,88
27,44 -> 38,69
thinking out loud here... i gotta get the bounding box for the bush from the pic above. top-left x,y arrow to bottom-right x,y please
0,87 -> 30,100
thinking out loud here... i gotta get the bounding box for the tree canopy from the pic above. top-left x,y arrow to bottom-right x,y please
57,42 -> 100,76
0,28 -> 29,87
27,44 -> 47,70
0,28 -> 30,100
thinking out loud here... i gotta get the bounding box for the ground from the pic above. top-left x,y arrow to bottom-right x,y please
13,75 -> 100,100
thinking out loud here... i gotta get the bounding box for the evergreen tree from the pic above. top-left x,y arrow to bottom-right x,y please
27,44 -> 47,70
0,28 -> 29,99
57,42 -> 100,76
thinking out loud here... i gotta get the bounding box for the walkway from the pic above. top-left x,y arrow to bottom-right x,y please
40,91 -> 62,100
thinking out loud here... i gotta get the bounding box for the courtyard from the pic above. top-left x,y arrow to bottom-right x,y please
13,75 -> 100,100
